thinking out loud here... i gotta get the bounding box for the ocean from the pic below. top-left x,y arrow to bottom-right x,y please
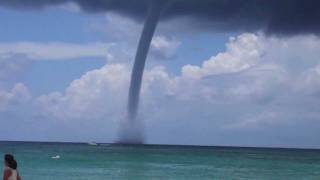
0,142 -> 319,179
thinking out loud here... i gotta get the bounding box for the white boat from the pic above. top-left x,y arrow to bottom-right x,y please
87,142 -> 98,146
51,155 -> 60,159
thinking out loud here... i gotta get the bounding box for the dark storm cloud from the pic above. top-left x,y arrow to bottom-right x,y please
166,0 -> 320,35
0,0 -> 320,35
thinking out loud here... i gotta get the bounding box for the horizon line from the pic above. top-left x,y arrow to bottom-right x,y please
0,140 -> 319,151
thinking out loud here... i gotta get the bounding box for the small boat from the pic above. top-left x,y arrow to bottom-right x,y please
51,155 -> 60,159
87,142 -> 98,146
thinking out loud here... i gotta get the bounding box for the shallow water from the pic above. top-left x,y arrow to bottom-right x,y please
0,142 -> 320,179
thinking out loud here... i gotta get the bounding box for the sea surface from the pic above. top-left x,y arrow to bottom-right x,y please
0,142 -> 320,179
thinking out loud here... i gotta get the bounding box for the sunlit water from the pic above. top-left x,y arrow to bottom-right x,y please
0,142 -> 320,179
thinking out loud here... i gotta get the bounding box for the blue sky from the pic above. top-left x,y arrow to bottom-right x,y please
1,3 -> 320,148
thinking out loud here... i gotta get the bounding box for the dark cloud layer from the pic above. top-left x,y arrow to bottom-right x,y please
1,0 -> 320,35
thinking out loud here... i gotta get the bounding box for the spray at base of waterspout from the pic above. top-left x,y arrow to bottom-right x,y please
116,117 -> 145,144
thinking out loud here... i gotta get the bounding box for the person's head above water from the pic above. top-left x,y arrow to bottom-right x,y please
4,154 -> 17,170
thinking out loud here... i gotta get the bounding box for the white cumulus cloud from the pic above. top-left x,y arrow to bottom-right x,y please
0,83 -> 31,112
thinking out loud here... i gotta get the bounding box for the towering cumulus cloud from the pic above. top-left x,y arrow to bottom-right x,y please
1,0 -> 320,143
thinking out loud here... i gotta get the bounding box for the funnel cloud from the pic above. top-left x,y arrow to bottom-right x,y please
119,0 -> 166,143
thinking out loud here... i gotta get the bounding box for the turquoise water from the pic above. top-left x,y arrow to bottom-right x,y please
0,142 -> 320,179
